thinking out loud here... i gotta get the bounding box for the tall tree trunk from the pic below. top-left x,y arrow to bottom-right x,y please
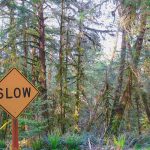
22,0 -> 28,77
9,0 -> 17,64
74,7 -> 84,132
59,0 -> 65,134
37,1 -> 49,132
38,2 -> 46,91
63,15 -> 70,130
106,30 -> 126,136
135,96 -> 141,135
133,13 -> 147,67
133,11 -> 147,128
107,7 -> 147,136
31,42 -> 36,85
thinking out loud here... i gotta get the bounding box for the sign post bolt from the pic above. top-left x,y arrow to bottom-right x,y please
12,118 -> 19,150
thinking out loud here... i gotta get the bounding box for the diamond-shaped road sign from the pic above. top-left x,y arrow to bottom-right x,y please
0,68 -> 39,118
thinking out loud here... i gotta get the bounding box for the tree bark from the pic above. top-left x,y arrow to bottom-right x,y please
141,92 -> 150,122
22,0 -> 28,77
37,1 -> 49,131
59,0 -> 65,134
106,29 -> 126,136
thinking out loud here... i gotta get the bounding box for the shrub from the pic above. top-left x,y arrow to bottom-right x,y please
47,134 -> 61,149
31,139 -> 43,150
134,134 -> 150,150
113,135 -> 126,150
64,134 -> 82,150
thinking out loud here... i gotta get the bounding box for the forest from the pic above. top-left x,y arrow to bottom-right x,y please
0,0 -> 150,149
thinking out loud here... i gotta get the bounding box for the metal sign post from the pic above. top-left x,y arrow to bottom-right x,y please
12,118 -> 19,150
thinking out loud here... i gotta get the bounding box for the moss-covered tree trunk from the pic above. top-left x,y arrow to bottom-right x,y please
59,0 -> 66,134
37,1 -> 49,132
106,29 -> 127,136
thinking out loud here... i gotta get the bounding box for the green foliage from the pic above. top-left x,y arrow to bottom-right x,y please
19,113 -> 46,139
123,0 -> 141,8
113,135 -> 126,150
79,12 -> 86,22
31,139 -> 43,150
42,133 -> 83,150
134,144 -> 142,150
64,134 -> 82,150
139,0 -> 150,7
31,0 -> 41,3
47,134 -> 61,149
134,134 -> 150,150
0,140 -> 6,149
140,114 -> 150,130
